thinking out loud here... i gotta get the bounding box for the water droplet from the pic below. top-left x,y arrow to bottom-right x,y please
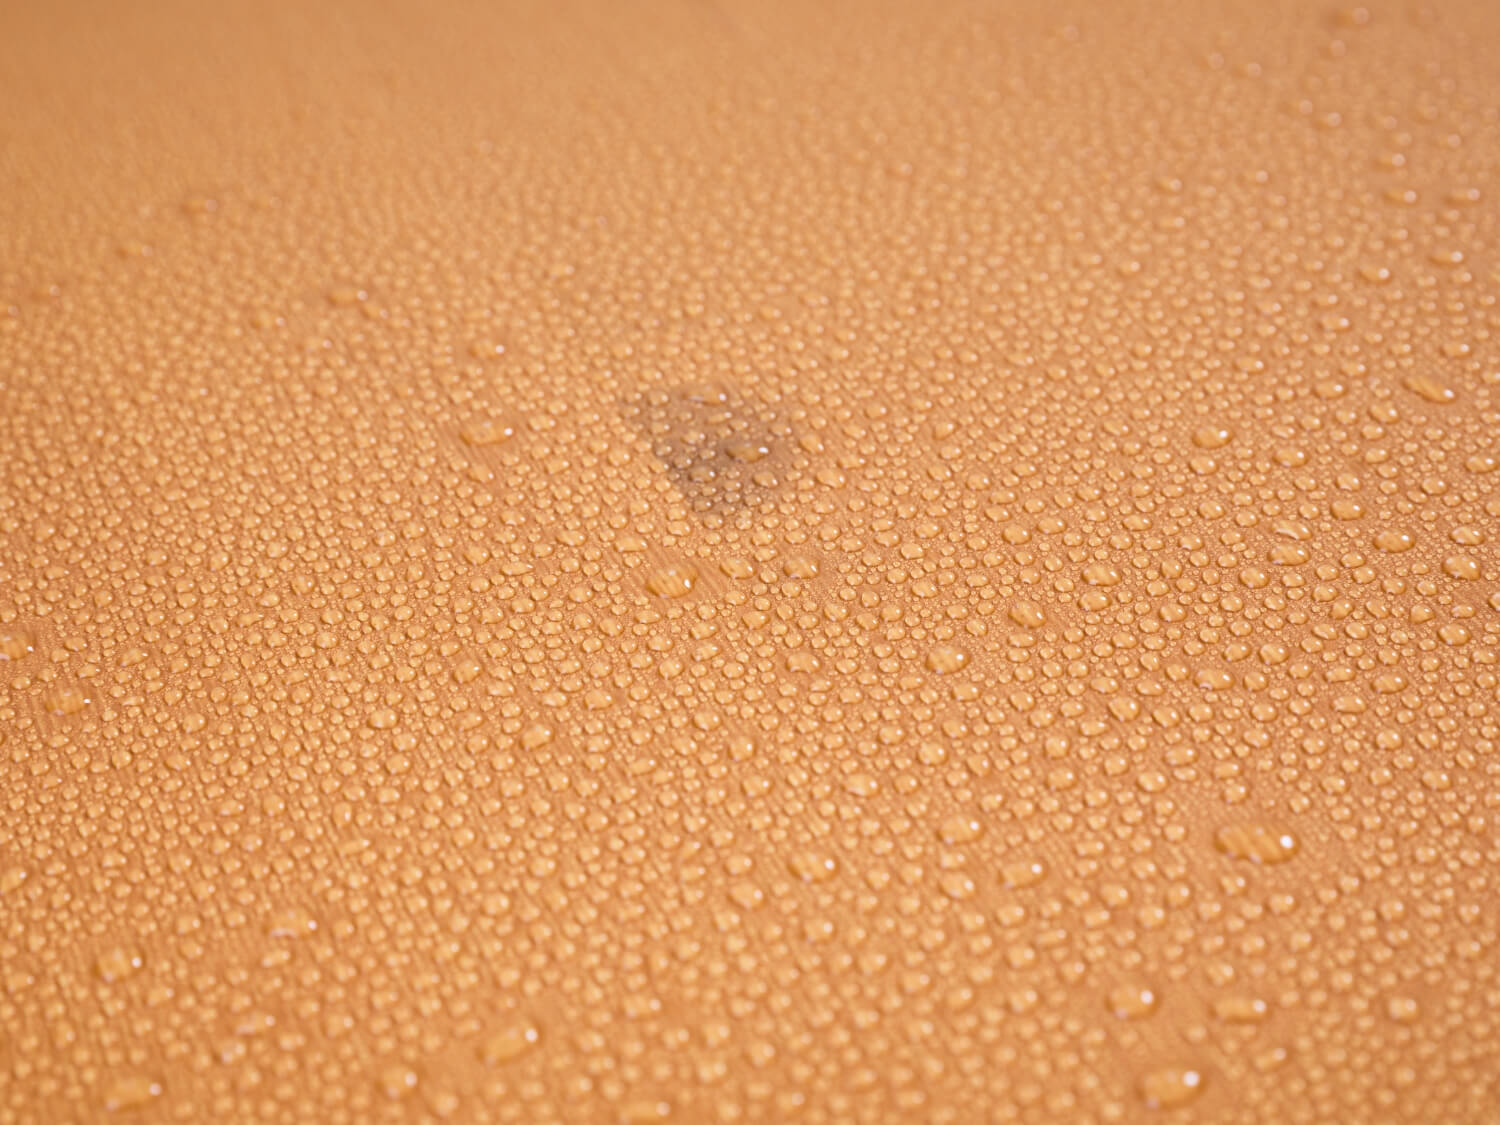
620,1099 -> 673,1123
1213,824 -> 1299,865
104,1076 -> 161,1112
1140,1067 -> 1204,1109
788,852 -> 839,883
1109,984 -> 1158,1020
937,815 -> 983,844
460,419 -> 515,445
1008,601 -> 1046,627
1443,555 -> 1481,580
1213,995 -> 1269,1024
925,644 -> 969,673
1000,860 -> 1047,888
93,948 -> 144,982
0,629 -> 34,660
43,687 -> 89,715
645,564 -> 698,598
479,1022 -> 541,1064
377,1063 -> 420,1099
1403,374 -> 1456,404
1191,426 -> 1233,449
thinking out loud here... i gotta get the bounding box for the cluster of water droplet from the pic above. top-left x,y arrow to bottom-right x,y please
2,1 -> 1498,1122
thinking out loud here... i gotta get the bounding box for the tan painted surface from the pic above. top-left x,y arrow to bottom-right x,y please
3,1 -> 1499,1121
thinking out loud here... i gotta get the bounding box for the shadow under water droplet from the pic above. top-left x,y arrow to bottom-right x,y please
621,381 -> 792,516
